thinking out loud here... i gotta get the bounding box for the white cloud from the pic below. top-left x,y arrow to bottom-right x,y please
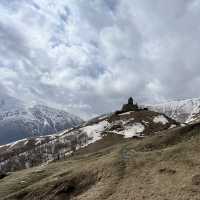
0,0 -> 200,119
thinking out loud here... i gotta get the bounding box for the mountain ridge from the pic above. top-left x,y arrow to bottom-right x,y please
0,95 -> 83,145
149,97 -> 200,123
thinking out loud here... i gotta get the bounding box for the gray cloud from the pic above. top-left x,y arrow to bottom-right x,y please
0,0 -> 200,119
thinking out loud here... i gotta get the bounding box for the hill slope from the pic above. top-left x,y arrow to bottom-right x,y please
0,110 -> 178,173
0,122 -> 200,200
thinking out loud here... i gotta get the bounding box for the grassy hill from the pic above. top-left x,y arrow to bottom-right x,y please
0,110 -> 177,173
1,123 -> 200,200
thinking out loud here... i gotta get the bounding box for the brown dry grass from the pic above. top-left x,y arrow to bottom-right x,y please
1,123 -> 200,200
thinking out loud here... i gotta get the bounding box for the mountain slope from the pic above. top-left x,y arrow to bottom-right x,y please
0,109 -> 178,173
0,95 -> 83,145
0,121 -> 200,200
149,98 -> 200,123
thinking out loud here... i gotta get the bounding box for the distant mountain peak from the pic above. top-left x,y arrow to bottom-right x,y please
0,95 -> 83,145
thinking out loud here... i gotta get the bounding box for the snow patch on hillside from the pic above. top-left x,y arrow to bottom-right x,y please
169,124 -> 177,129
81,120 -> 110,144
118,111 -> 134,116
0,138 -> 28,149
35,137 -> 46,145
153,115 -> 169,125
117,123 -> 145,138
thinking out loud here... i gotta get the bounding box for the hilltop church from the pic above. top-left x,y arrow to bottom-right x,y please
121,97 -> 139,112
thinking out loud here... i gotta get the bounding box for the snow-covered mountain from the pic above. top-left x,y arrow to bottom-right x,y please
0,95 -> 83,145
149,98 -> 200,123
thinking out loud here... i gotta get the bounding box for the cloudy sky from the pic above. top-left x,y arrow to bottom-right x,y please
1,0 -> 200,119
